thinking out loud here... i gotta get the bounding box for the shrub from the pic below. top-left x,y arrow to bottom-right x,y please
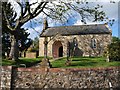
108,37 -> 120,61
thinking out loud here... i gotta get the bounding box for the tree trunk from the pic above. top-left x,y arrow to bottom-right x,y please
9,35 -> 19,61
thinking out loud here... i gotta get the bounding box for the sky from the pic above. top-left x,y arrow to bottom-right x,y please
9,0 -> 120,40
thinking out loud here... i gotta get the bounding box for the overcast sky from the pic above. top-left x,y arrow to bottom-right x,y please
9,0 -> 119,39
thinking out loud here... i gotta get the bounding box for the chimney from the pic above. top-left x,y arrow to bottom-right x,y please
43,18 -> 48,31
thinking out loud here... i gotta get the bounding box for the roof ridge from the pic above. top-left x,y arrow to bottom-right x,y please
48,24 -> 105,29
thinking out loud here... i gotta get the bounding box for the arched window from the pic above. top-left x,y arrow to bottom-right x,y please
91,39 -> 97,48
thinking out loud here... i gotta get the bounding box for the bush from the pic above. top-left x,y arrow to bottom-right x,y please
108,39 -> 120,61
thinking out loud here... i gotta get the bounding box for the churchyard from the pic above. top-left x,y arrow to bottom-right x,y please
2,56 -> 120,68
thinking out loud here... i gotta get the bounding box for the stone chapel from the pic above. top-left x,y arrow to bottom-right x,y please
39,20 -> 112,58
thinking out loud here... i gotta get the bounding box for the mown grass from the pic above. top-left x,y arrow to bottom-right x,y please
51,57 -> 120,68
2,56 -> 120,68
1,57 -> 44,67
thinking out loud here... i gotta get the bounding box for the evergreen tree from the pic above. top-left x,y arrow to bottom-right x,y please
2,2 -> 32,59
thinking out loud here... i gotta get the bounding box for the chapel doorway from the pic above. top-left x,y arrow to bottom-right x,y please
52,41 -> 63,58
59,46 -> 63,57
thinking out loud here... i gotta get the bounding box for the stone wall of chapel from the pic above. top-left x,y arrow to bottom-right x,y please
75,34 -> 112,56
39,34 -> 111,57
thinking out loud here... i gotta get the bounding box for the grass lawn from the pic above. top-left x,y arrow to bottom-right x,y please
51,57 -> 120,68
1,57 -> 44,67
2,56 -> 120,68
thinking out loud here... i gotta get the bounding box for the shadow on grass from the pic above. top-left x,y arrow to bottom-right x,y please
2,60 -> 15,66
72,57 -> 106,62
70,61 -> 98,67
72,58 -> 91,61
14,59 -> 41,67
2,57 -> 44,68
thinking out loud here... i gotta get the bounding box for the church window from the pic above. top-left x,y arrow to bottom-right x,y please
91,39 -> 97,48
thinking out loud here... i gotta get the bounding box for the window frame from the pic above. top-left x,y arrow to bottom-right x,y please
91,39 -> 97,48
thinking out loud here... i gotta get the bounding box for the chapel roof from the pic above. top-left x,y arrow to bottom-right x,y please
40,24 -> 111,37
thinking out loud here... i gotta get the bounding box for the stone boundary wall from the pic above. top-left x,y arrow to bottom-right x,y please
1,66 -> 12,89
1,66 -> 120,89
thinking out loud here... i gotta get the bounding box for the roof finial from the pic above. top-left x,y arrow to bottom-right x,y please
43,17 -> 48,30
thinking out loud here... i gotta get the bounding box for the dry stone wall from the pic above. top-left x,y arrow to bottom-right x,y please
1,66 -> 120,89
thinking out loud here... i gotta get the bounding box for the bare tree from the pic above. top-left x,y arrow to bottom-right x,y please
2,0 -> 110,60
